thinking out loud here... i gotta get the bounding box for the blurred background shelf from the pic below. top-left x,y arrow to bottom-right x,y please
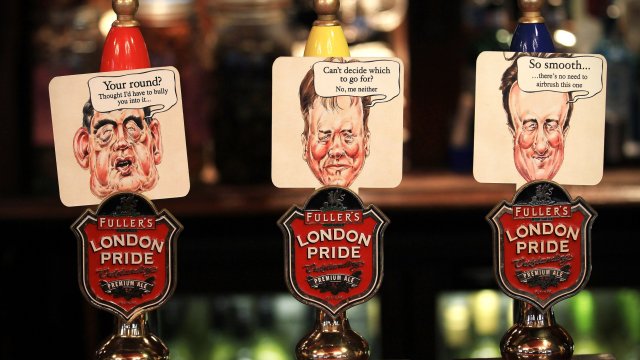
2,168 -> 640,220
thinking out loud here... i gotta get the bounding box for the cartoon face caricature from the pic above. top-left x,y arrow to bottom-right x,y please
299,58 -> 372,187
73,101 -> 163,199
500,52 -> 574,182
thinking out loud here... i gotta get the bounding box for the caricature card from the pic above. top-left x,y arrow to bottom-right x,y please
473,52 -> 607,187
272,57 -> 404,191
49,67 -> 190,207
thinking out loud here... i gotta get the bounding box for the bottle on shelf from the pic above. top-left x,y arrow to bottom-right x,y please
593,3 -> 639,166
251,296 -> 289,360
209,0 -> 293,185
468,290 -> 502,358
136,0 -> 216,187
615,289 -> 640,360
571,290 -> 606,355
208,298 -> 240,360
439,292 -> 473,359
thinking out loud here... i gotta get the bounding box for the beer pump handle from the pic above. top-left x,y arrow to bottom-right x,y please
499,3 -> 575,360
510,0 -> 555,52
101,0 -> 150,71
295,2 -> 372,359
303,0 -> 350,57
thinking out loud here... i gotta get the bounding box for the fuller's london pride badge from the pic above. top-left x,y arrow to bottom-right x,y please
279,186 -> 388,316
72,192 -> 182,320
487,180 -> 596,311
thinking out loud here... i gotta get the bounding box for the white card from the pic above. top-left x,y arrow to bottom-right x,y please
49,67 -> 190,207
474,51 -> 607,187
272,57 -> 404,191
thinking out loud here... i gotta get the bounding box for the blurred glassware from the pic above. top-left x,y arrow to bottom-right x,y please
158,294 -> 381,360
436,289 -> 640,359
594,2 -> 638,165
338,0 -> 407,45
571,291 -> 606,354
569,0 -> 604,54
251,296 -> 289,360
449,1 -> 512,173
32,3 -> 103,195
209,0 -> 293,185
468,290 -> 502,358
438,292 -> 473,359
137,0 -> 218,186
616,289 -> 640,360
618,0 -> 640,161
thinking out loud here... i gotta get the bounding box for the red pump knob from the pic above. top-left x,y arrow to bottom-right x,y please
100,0 -> 150,71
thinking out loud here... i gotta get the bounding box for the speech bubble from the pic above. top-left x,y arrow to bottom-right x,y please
516,55 -> 604,103
313,60 -> 401,107
88,68 -> 178,116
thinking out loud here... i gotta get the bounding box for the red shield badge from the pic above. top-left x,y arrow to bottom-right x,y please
72,192 -> 182,320
279,187 -> 388,316
487,181 -> 596,310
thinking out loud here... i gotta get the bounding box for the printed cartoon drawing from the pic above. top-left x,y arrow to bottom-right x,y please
299,57 -> 372,187
73,99 -> 163,199
50,67 -> 189,207
500,52 -> 575,182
